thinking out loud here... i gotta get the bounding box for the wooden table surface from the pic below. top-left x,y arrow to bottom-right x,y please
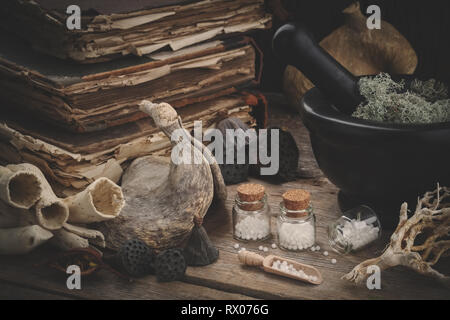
0,96 -> 449,300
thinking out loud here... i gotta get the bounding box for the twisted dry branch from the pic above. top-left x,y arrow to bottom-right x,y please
342,185 -> 450,288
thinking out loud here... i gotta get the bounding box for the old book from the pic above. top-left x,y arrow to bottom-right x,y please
0,34 -> 260,132
0,94 -> 266,195
1,0 -> 271,63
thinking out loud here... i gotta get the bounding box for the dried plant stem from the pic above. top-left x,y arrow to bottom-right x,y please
343,186 -> 450,288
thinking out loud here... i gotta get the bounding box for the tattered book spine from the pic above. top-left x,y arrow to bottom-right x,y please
0,0 -> 271,63
0,93 -> 262,196
0,39 -> 258,132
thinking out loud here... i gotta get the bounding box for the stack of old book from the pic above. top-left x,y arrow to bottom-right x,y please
0,0 -> 271,195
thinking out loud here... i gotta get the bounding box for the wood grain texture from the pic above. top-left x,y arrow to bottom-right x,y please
0,105 -> 448,300
0,281 -> 72,300
0,249 -> 254,300
194,179 -> 450,300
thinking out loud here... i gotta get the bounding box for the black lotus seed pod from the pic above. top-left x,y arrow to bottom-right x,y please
218,162 -> 249,185
154,249 -> 186,282
262,126 -> 299,181
276,128 -> 300,181
216,118 -> 253,185
117,239 -> 155,277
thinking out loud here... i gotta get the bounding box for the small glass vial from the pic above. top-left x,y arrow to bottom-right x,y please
277,189 -> 316,251
233,183 -> 271,241
328,205 -> 381,254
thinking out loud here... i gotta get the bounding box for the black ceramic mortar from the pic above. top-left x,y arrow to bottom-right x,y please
273,23 -> 450,225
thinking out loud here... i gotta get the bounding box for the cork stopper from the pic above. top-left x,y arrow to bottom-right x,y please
237,183 -> 265,211
282,189 -> 311,217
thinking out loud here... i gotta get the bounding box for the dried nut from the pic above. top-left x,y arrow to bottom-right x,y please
154,249 -> 186,282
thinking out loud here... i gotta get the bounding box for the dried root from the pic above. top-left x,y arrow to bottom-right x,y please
343,185 -> 450,288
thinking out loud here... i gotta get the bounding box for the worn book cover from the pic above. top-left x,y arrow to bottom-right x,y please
1,0 -> 271,63
0,33 -> 261,132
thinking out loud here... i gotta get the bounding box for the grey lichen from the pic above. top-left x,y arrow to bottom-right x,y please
410,78 -> 448,101
352,73 -> 450,124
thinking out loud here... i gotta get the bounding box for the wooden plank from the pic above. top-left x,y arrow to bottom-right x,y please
0,252 -> 255,300
0,280 -> 72,300
189,178 -> 450,300
180,100 -> 449,299
0,101 -> 448,300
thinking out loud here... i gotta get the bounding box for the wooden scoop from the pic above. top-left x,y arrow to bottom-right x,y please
238,250 -> 323,285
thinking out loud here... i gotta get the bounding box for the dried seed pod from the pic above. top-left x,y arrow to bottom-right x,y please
219,163 -> 249,185
279,130 -> 300,181
154,249 -> 186,282
183,224 -> 219,266
115,239 -> 155,277
0,164 -> 42,210
0,225 -> 53,255
261,127 -> 299,181
0,163 -> 69,230
50,229 -> 90,251
64,177 -> 124,224
216,118 -> 253,185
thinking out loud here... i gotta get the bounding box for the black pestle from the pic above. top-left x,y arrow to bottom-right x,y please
273,23 -> 363,114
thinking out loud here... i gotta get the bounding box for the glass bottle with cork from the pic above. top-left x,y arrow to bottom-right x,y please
232,183 -> 271,241
277,189 -> 316,251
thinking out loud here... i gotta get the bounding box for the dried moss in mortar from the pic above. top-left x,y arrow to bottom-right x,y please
352,73 -> 450,124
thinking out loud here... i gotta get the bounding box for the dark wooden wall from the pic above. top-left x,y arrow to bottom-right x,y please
258,0 -> 450,91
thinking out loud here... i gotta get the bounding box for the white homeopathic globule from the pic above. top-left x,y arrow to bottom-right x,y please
234,215 -> 270,241
335,219 -> 380,251
272,260 -> 319,283
278,222 -> 315,250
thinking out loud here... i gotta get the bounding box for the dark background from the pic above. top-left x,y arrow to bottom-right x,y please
258,0 -> 450,91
